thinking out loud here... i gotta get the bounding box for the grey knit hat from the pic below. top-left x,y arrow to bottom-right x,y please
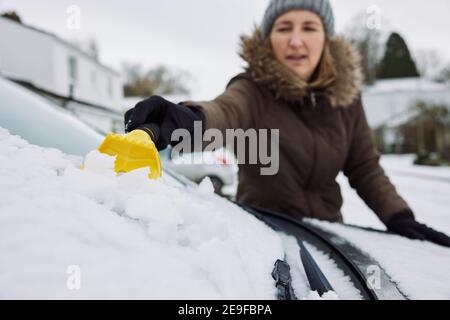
261,0 -> 335,39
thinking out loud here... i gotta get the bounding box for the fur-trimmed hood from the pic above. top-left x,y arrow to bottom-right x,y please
239,28 -> 364,108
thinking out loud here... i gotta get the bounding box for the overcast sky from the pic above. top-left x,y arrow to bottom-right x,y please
2,0 -> 450,100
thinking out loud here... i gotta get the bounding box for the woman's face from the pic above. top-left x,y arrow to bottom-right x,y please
269,10 -> 326,81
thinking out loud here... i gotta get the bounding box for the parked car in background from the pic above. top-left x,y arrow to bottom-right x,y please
160,147 -> 238,197
124,96 -> 238,198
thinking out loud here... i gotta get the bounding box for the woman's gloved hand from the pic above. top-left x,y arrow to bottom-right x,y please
124,95 -> 205,151
386,210 -> 450,247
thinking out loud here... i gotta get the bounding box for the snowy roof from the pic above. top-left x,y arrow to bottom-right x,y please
362,77 -> 450,128
364,77 -> 450,95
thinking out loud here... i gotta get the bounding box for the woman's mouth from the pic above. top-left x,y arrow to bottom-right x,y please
286,55 -> 308,63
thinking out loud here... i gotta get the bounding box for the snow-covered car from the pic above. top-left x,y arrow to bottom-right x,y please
0,126 -> 396,300
1,76 -> 449,300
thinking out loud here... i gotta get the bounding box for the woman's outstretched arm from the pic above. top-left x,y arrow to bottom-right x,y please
343,98 -> 450,247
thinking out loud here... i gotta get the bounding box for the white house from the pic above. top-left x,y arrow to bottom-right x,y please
362,77 -> 450,129
362,77 -> 450,154
0,16 -> 123,112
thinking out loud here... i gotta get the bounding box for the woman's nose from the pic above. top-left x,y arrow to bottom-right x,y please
289,32 -> 305,48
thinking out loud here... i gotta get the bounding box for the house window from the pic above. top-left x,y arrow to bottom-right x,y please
68,56 -> 78,83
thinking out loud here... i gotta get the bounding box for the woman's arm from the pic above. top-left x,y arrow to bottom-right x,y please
342,98 -> 411,224
180,73 -> 263,133
343,99 -> 450,247
124,73 -> 261,151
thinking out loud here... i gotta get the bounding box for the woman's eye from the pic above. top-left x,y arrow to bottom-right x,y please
304,27 -> 316,32
276,28 -> 291,32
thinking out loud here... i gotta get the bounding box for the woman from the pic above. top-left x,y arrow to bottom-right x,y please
125,0 -> 450,247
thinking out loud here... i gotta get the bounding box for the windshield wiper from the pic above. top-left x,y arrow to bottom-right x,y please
240,203 -> 408,300
299,241 -> 334,295
265,214 -> 334,299
272,259 -> 297,300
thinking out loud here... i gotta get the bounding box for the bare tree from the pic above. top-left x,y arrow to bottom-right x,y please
437,65 -> 450,83
414,49 -> 445,79
121,62 -> 143,86
122,63 -> 192,97
343,11 -> 385,85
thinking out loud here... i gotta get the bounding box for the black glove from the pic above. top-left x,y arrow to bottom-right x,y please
124,95 -> 205,150
386,210 -> 450,248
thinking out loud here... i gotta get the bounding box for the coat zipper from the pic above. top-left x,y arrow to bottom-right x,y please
310,91 -> 317,108
307,91 -> 318,217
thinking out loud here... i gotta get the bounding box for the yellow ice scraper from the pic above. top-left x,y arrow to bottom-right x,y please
97,125 -> 162,179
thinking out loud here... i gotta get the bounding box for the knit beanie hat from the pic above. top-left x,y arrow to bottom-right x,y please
261,0 -> 335,39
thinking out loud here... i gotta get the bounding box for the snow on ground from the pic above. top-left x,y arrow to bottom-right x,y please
340,154 -> 450,234
0,127 -> 355,300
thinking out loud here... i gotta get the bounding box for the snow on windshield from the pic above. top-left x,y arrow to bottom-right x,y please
308,219 -> 450,299
0,127 -> 359,300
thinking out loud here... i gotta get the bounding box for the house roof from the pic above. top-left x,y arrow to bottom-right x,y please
0,16 -> 120,77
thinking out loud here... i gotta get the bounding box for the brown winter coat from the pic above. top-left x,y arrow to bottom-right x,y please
182,29 -> 410,224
